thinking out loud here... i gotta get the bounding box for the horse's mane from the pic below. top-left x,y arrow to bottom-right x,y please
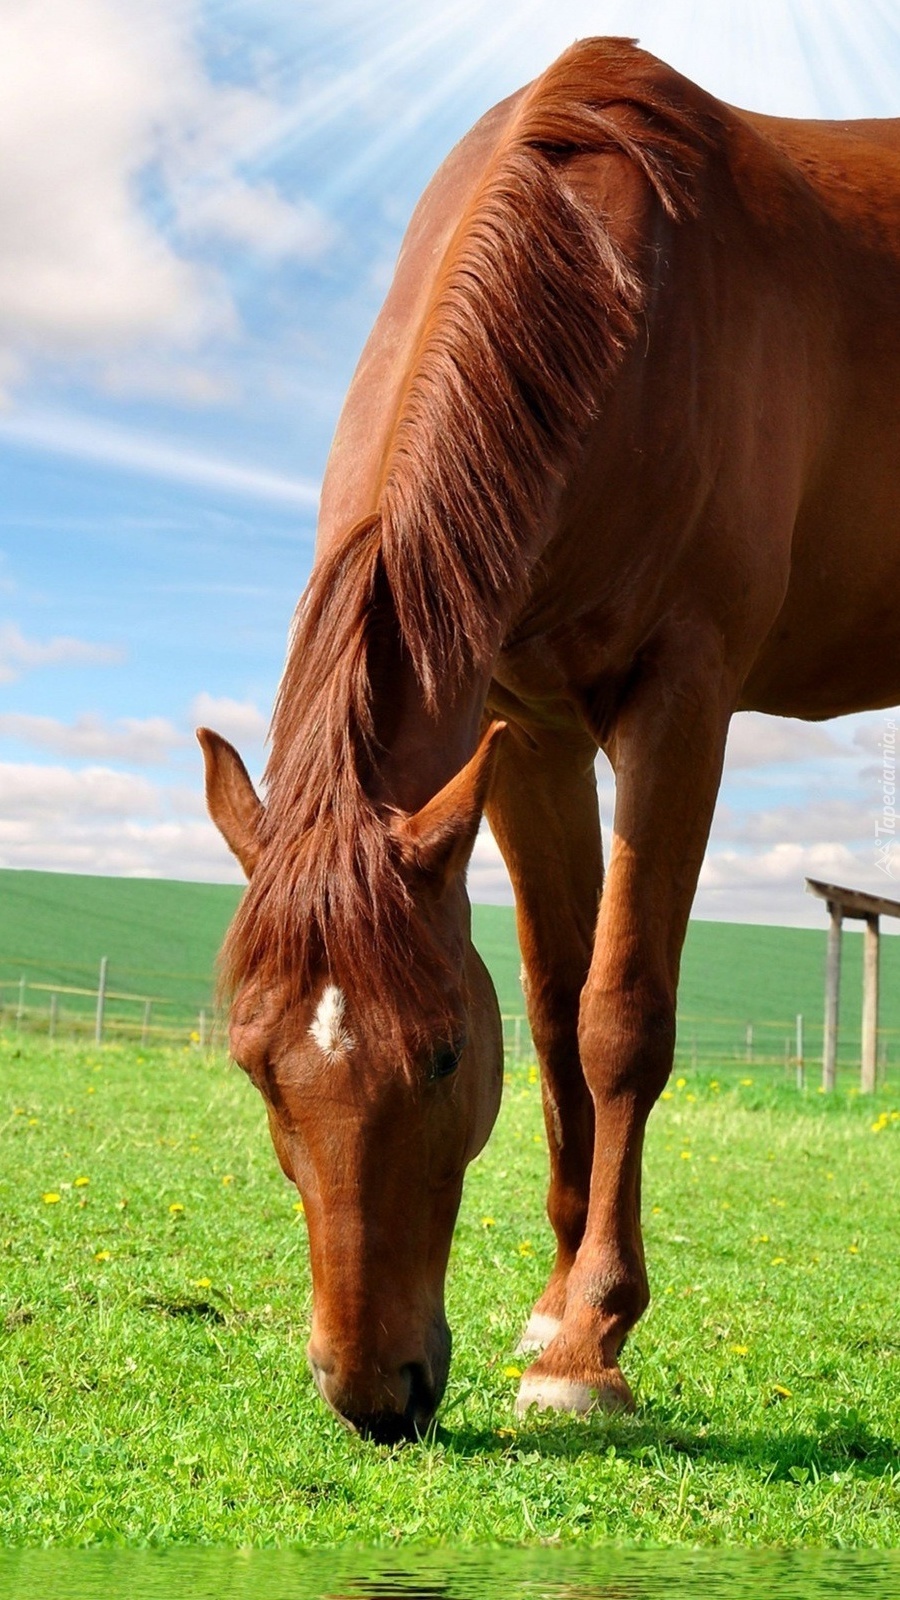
222,39 -> 714,1041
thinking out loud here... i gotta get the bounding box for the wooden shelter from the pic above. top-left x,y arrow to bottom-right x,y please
806,878 -> 900,1092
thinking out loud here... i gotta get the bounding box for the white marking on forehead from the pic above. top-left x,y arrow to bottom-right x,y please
309,984 -> 355,1061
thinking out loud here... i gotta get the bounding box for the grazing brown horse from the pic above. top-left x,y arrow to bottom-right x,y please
200,37 -> 900,1439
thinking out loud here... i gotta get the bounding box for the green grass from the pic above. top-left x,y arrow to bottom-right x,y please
1,1033 -> 898,1547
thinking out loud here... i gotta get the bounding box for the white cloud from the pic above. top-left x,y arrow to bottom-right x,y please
0,410 -> 320,507
0,0 -> 226,360
0,759 -> 240,880
98,359 -> 238,406
0,0 -> 334,391
0,623 -> 122,684
724,712 -> 845,770
0,712 -> 184,764
712,799 -> 874,848
191,692 -> 268,747
0,762 -> 159,820
178,179 -> 335,262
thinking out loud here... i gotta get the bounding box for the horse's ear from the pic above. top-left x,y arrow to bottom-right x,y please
394,721 -> 506,889
197,727 -> 264,879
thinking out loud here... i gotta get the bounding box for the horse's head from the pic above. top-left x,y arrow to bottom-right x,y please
198,725 -> 504,1442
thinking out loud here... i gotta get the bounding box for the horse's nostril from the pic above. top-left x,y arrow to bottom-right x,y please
401,1362 -> 434,1429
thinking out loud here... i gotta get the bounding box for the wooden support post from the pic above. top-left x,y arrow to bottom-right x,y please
796,1013 -> 804,1090
823,902 -> 842,1091
861,915 -> 880,1093
95,956 -> 108,1045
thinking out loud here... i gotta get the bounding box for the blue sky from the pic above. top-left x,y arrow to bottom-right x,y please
1,0 -> 900,923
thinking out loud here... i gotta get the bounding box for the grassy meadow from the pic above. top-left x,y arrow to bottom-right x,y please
0,1032 -> 898,1547
4,867 -> 900,1080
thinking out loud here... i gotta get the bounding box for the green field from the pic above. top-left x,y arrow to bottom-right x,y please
0,1034 -> 898,1547
1,868 -> 899,1081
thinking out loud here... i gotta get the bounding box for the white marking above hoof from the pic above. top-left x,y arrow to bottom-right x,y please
309,984 -> 354,1061
516,1374 -> 595,1416
515,1312 -> 562,1354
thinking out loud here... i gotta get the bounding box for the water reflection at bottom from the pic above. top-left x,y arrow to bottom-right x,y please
0,1547 -> 898,1600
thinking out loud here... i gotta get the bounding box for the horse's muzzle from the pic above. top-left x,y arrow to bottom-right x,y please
309,1322 -> 450,1443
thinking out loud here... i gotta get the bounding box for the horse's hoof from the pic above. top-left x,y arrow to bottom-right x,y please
515,1367 -> 634,1417
515,1312 -> 562,1355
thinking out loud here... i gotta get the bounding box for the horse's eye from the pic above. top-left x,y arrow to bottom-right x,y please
429,1039 -> 464,1081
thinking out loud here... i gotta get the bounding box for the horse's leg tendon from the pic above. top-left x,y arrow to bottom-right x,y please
486,724 -> 602,1352
515,629 -> 735,1414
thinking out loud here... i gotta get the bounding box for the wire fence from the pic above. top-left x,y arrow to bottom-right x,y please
1,957 -> 896,1090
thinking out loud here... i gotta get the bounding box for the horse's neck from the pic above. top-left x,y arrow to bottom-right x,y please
367,655 -> 490,816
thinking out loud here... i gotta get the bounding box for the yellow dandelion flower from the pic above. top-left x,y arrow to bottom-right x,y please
731,1343 -> 749,1356
675,1077 -> 686,1089
680,1150 -> 692,1160
770,1384 -> 792,1400
740,1078 -> 753,1087
517,1240 -> 534,1257
74,1176 -> 89,1188
848,1244 -> 859,1254
13,1107 -> 24,1116
770,1256 -> 787,1266
28,1117 -> 39,1127
42,1192 -> 60,1205
661,1090 -> 673,1101
293,1200 -> 305,1213
481,1216 -> 496,1228
221,1174 -> 234,1185
503,1365 -> 522,1379
652,1205 -> 663,1215
754,1234 -> 770,1244
169,1202 -> 185,1215
194,1277 -> 211,1289
95,1250 -> 111,1262
708,1154 -> 720,1163
87,1087 -> 95,1095
190,1031 -> 200,1043
710,1080 -> 720,1091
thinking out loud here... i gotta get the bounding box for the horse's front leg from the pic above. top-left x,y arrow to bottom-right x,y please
486,724 -> 602,1352
516,627 -> 736,1415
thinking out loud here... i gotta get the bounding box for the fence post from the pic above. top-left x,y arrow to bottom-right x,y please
795,1013 -> 804,1089
16,976 -> 25,1033
95,957 -> 108,1044
745,1023 -> 753,1063
49,993 -> 58,1040
198,1009 -> 206,1049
